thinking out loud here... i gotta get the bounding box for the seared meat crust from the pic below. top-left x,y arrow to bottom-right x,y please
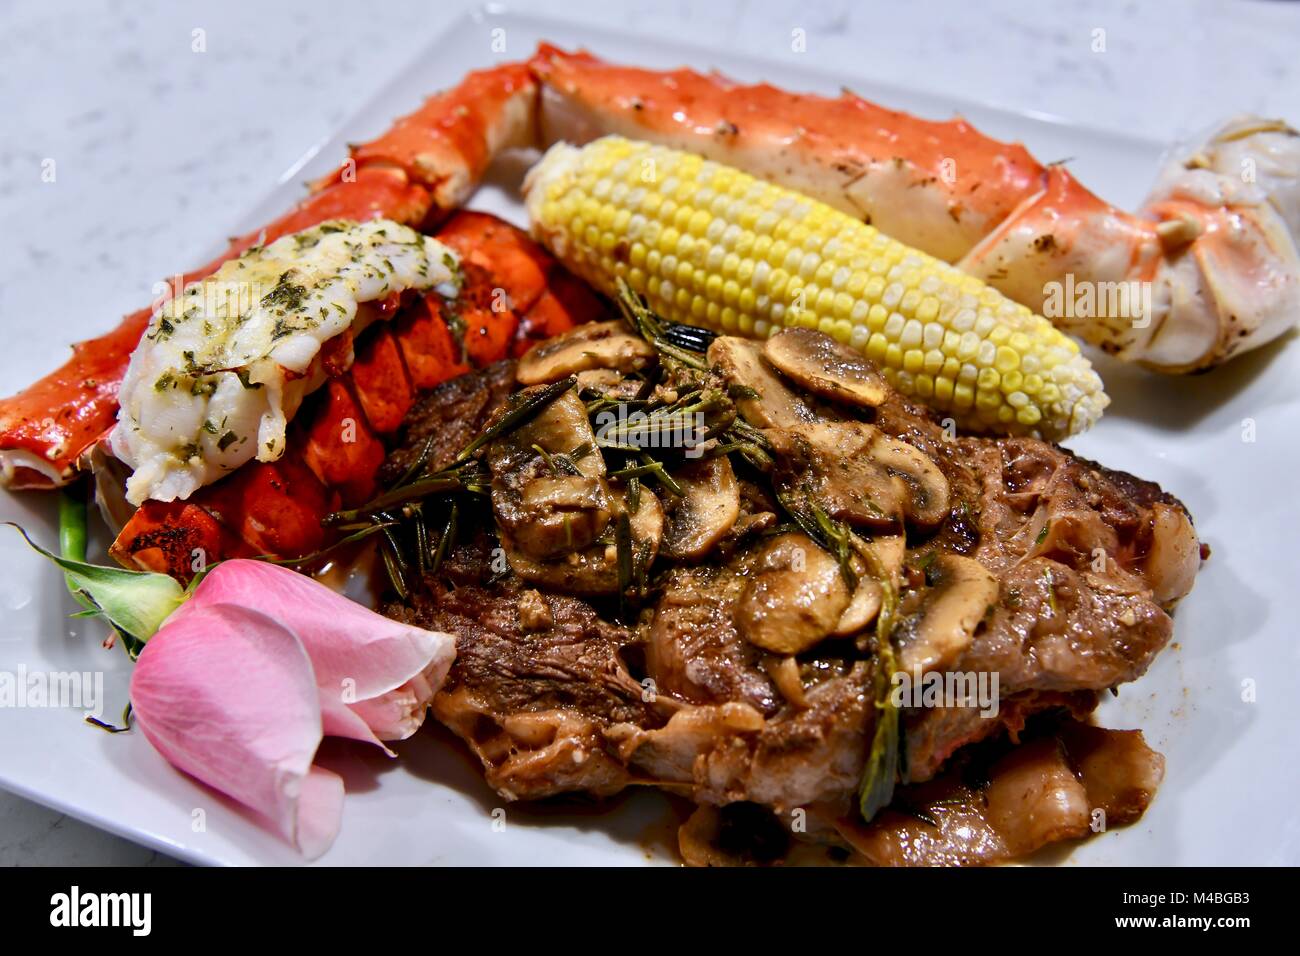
387,576 -> 659,800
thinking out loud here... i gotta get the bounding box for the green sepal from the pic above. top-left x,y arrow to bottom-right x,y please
7,520 -> 186,653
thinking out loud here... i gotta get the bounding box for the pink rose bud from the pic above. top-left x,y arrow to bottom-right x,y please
130,560 -> 455,857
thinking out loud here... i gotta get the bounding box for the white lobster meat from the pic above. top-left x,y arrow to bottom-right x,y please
112,220 -> 457,504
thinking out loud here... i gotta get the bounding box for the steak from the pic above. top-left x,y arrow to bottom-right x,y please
379,325 -> 1201,864
388,573 -> 660,800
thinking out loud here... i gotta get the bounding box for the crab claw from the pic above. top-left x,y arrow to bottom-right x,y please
1139,116 -> 1300,370
129,560 -> 456,857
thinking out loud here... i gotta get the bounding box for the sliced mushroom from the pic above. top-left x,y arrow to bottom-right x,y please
706,336 -> 818,430
1143,502 -> 1201,606
517,319 -> 657,385
768,420 -> 951,530
865,433 -> 952,527
488,387 -> 611,560
763,328 -> 888,408
763,656 -> 809,708
660,456 -> 741,560
707,478 -> 779,552
833,535 -> 906,636
735,531 -> 851,655
502,487 -> 664,595
573,367 -> 640,397
894,554 -> 999,674
512,475 -> 611,557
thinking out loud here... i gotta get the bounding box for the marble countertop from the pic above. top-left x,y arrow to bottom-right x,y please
1,0 -> 1296,865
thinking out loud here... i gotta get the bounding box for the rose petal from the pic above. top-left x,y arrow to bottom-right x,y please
157,592 -> 388,757
295,766 -> 345,861
184,560 -> 455,739
318,695 -> 394,756
346,658 -> 444,741
130,602 -> 341,857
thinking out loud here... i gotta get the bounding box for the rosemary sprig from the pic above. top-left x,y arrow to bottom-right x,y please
857,539 -> 901,823
411,504 -> 430,576
322,471 -> 471,525
532,443 -> 583,477
322,373 -> 577,596
609,455 -> 684,497
339,378 -> 567,525
550,452 -> 583,475
267,520 -> 397,567
363,486 -> 464,596
651,338 -> 709,370
429,501 -> 457,577
532,443 -> 559,475
615,510 -> 635,621
613,506 -> 652,621
616,279 -> 709,371
714,418 -> 773,471
453,376 -> 576,466
708,438 -> 773,471
859,655 -> 901,823
392,434 -> 436,488
376,515 -> 408,601
726,383 -> 760,401
775,489 -> 858,590
595,410 -> 701,449
729,418 -> 771,449
812,501 -> 858,591
627,472 -> 641,513
584,394 -> 647,416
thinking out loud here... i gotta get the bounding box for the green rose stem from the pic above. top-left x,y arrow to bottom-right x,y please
58,486 -> 88,565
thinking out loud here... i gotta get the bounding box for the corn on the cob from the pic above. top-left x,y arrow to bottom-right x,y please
525,136 -> 1108,439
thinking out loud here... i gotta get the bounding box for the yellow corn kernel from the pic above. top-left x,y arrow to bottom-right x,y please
526,136 -> 1108,438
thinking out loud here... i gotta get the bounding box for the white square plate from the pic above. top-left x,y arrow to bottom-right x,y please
1,6 -> 1296,866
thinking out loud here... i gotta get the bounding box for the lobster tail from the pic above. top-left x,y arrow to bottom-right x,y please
110,211 -> 604,578
0,167 -> 433,490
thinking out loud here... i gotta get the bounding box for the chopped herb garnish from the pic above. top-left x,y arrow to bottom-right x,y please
260,270 -> 309,314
